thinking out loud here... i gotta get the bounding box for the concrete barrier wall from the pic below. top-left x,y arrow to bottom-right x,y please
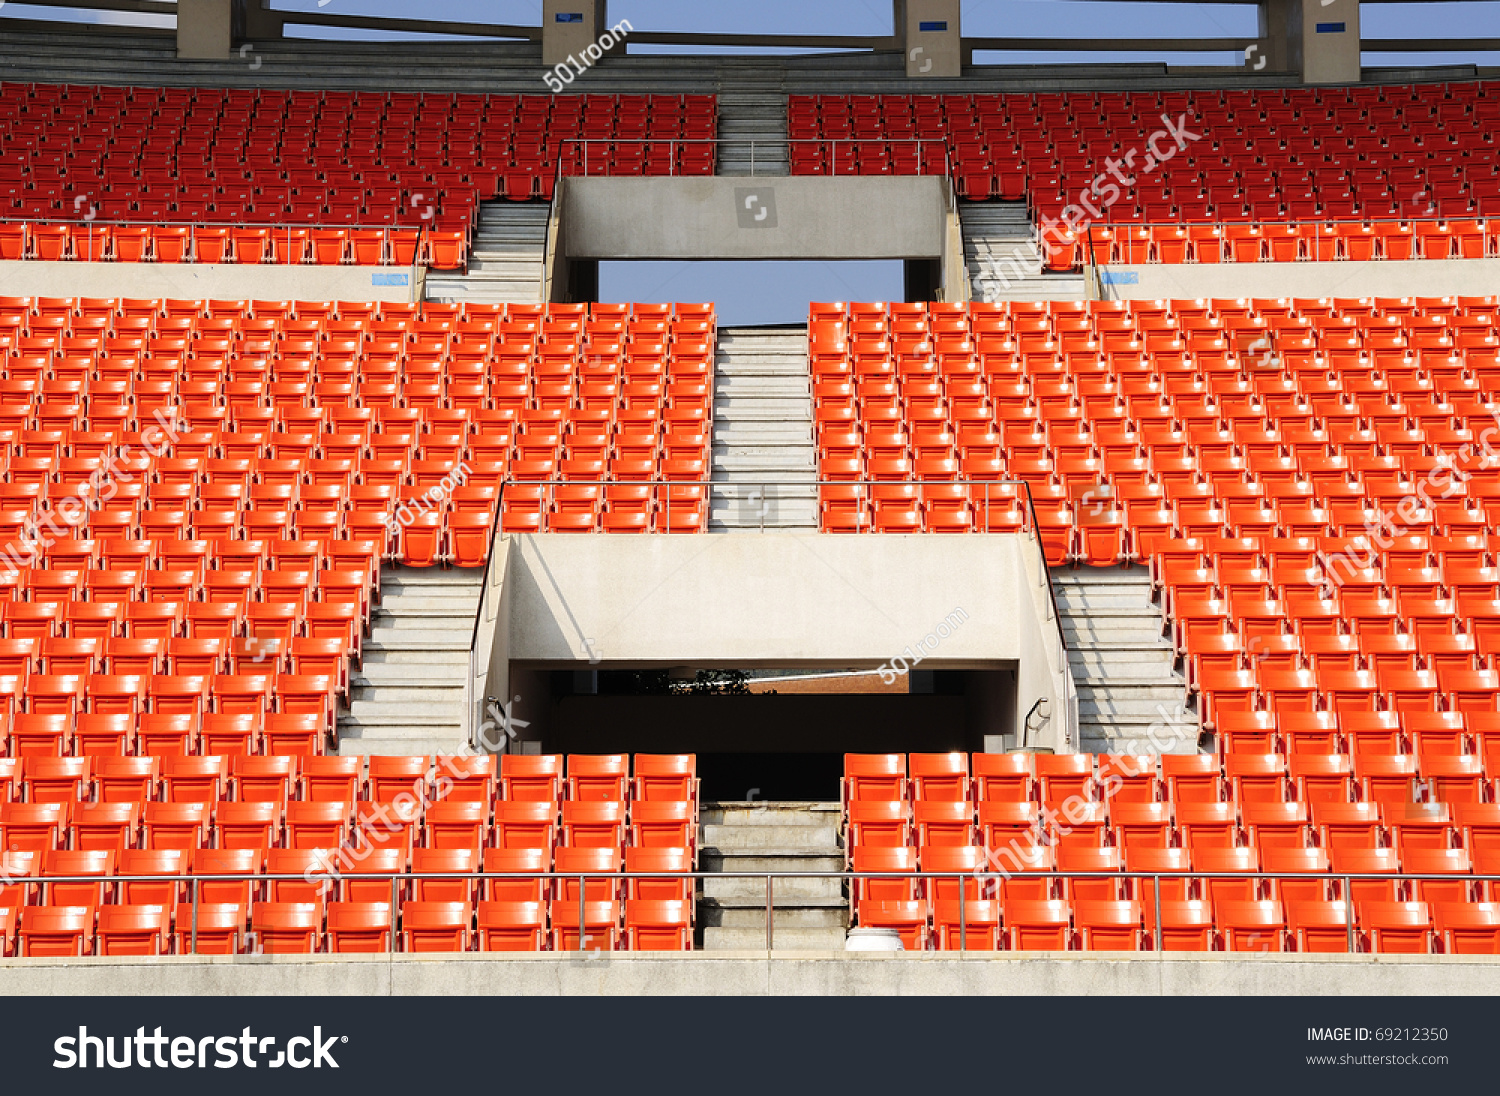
1,952 -> 1495,996
504,532 -> 1030,668
561,176 -> 948,260
0,261 -> 422,304
1100,258 -> 1500,301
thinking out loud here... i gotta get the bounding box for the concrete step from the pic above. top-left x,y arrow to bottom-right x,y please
700,926 -> 848,951
701,904 -> 848,927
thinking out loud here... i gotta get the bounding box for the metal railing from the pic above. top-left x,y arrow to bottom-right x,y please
486,475 -> 1075,749
0,216 -> 435,267
5,869 -> 1492,955
554,138 -> 953,179
1090,211 -> 1496,264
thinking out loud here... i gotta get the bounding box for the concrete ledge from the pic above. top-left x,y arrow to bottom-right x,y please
0,951 -> 1495,996
1101,257 -> 1500,300
0,261 -> 423,303
561,176 -> 948,260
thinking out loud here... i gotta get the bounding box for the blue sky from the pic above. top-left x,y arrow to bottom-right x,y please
4,0 -> 1498,320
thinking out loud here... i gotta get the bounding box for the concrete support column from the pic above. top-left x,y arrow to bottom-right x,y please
177,0 -> 233,59
1253,0 -> 1298,72
543,0 -> 609,67
1299,0 -> 1361,84
895,0 -> 962,79
236,0 -> 285,43
1257,0 -> 1361,83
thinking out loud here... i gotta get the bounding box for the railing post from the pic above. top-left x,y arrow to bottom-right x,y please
959,877 -> 966,953
579,875 -> 586,951
1152,874 -> 1162,952
390,874 -> 399,954
765,874 -> 773,952
1345,876 -> 1355,953
191,877 -> 199,955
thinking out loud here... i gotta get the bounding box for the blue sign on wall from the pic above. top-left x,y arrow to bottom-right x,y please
919,21 -> 948,31
371,273 -> 410,287
556,12 -> 584,22
1315,22 -> 1346,32
1100,271 -> 1139,285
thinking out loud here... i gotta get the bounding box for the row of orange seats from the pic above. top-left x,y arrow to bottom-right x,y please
0,752 -> 698,798
0,798 -> 694,854
854,898 -> 1500,953
0,846 -> 692,902
1215,710 -> 1500,758
1088,220 -> 1494,266
0,898 -> 694,955
2,715 -> 324,760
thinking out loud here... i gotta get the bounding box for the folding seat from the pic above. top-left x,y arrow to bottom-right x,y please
1418,754 -> 1486,805
286,802 -> 350,850
159,755 -> 227,804
1110,801 -> 1174,850
24,757 -> 91,804
244,902 -> 321,954
422,801 -> 488,853
10,714 -> 70,759
493,802 -> 557,851
214,800 -> 282,851
17,906 -> 94,958
295,756 -> 358,806
1097,755 -> 1159,803
1162,755 -> 1221,803
1353,753 -> 1421,807
622,799 -> 691,850
560,801 -> 625,849
550,898 -> 619,952
1177,802 -> 1240,849
1457,804 -> 1500,856
368,755 -> 430,802
263,713 -> 325,757
71,802 -> 140,854
1433,902 -> 1500,954
1244,800 -> 1310,852
1035,754 -> 1094,808
1153,898 -> 1215,951
908,753 -> 969,802
406,847 -> 480,906
561,755 -> 626,803
1002,898 -> 1073,951
95,756 -> 158,804
1225,753 -> 1289,806
174,902 -> 247,955
1328,846 -> 1403,905
500,754 -> 563,803
1359,900 -> 1433,954
1403,848 -> 1476,905
42,848 -> 116,907
1341,711 -> 1402,757
972,753 -> 1034,802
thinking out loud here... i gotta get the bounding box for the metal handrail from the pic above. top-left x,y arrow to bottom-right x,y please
7,868 -> 1490,956
0,215 -> 439,267
554,137 -> 954,180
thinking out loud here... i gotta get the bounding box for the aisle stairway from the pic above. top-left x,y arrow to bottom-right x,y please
709,326 -> 817,532
962,201 -> 1089,302
336,566 -> 484,757
699,802 -> 847,950
715,64 -> 788,177
424,201 -> 548,305
1051,566 -> 1199,755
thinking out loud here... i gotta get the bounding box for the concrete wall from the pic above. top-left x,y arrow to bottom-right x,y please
542,0 -> 609,66
1298,0 -> 1360,85
466,536 -> 512,750
1100,258 -> 1500,301
897,0 -> 962,78
561,177 -> 949,261
0,261 -> 421,304
178,0 -> 233,59
1,952 -> 1495,995
500,532 -> 1072,750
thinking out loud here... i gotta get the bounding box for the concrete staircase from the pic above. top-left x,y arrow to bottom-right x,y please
698,802 -> 848,951
336,565 -> 484,756
715,65 -> 788,177
424,201 -> 548,305
709,326 -> 817,532
961,201 -> 1089,301
1050,565 -> 1199,756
